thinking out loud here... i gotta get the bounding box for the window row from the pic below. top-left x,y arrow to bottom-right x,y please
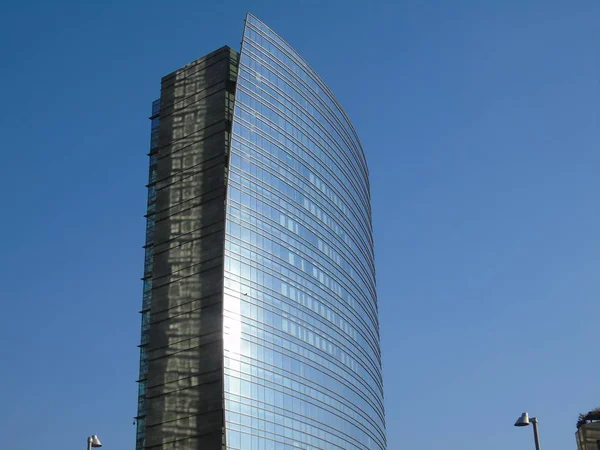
224,236 -> 379,353
242,22 -> 368,180
233,96 -> 369,232
228,165 -> 374,286
223,298 -> 383,409
235,72 -> 369,218
230,111 -> 370,233
222,314 -> 384,423
225,388 -> 371,449
225,283 -> 381,380
229,150 -> 374,284
231,113 -> 373,264
226,187 -> 376,305
230,131 -> 372,247
225,216 -> 377,336
225,364 -> 383,442
223,346 -> 384,435
229,304 -> 383,401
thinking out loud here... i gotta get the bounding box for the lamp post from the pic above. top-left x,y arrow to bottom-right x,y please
87,435 -> 102,450
514,412 -> 541,450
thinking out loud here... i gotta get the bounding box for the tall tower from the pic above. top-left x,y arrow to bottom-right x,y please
136,14 -> 386,450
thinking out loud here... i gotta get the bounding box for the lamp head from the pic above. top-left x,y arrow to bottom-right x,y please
514,412 -> 530,427
91,435 -> 102,447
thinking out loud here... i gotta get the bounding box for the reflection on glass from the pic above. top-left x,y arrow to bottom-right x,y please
223,13 -> 386,450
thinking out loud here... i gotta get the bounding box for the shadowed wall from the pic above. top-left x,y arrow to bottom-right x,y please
139,46 -> 238,450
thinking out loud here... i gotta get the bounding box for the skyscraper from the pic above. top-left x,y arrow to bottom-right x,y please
136,14 -> 385,450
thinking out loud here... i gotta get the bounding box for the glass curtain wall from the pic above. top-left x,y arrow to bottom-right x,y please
222,14 -> 386,450
135,98 -> 161,450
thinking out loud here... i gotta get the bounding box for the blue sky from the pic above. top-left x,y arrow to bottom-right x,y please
0,1 -> 598,449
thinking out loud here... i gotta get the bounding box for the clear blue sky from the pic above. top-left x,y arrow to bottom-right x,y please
0,1 -> 597,449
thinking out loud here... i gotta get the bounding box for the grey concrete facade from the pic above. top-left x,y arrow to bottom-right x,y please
137,46 -> 238,450
577,422 -> 600,450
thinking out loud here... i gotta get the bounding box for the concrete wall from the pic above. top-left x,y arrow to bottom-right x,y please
576,422 -> 600,450
144,47 -> 238,450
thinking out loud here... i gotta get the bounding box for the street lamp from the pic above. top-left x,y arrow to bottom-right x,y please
87,435 -> 102,450
514,412 -> 541,450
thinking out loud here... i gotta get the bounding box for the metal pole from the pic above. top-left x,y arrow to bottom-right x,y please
531,418 -> 542,450
87,436 -> 93,450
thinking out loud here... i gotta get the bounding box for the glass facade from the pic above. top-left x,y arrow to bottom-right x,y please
136,15 -> 384,450
135,98 -> 161,450
222,14 -> 386,450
